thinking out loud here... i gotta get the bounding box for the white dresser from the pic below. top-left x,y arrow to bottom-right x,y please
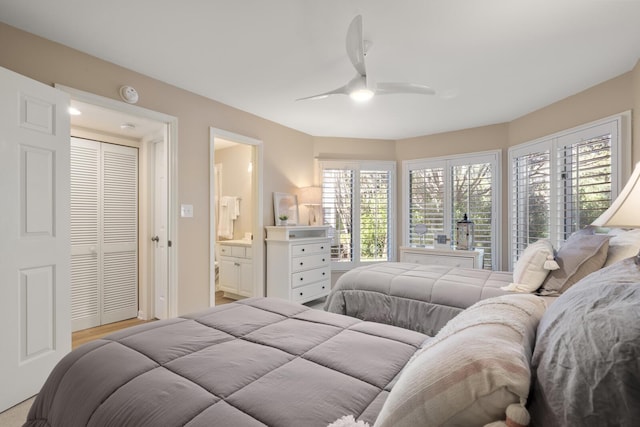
266,225 -> 331,304
399,246 -> 484,269
218,240 -> 253,299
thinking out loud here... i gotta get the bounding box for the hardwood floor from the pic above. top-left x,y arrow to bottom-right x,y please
72,318 -> 152,349
215,290 -> 236,305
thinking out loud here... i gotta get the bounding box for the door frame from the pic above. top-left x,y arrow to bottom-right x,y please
209,127 -> 264,305
55,84 -> 179,319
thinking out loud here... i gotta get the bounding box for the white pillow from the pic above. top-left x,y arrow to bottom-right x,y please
374,294 -> 547,427
503,239 -> 557,293
603,228 -> 640,266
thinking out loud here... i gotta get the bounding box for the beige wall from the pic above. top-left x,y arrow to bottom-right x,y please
2,22 -> 638,309
508,72 -> 635,150
0,22 -> 315,315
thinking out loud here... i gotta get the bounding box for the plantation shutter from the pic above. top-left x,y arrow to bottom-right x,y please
408,167 -> 445,247
405,152 -> 499,270
555,132 -> 612,242
321,160 -> 396,267
510,147 -> 551,265
360,169 -> 390,262
322,167 -> 354,263
452,163 -> 494,269
509,116 -> 623,269
70,139 -> 100,331
101,143 -> 139,324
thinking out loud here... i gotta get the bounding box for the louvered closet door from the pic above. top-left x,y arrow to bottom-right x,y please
70,138 -> 100,331
70,138 -> 138,331
101,143 -> 138,324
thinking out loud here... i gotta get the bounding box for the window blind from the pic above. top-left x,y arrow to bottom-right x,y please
452,163 -> 494,269
555,133 -> 612,241
322,168 -> 353,263
509,115 -> 624,269
408,167 -> 445,247
321,161 -> 396,268
510,149 -> 551,263
405,151 -> 500,270
360,170 -> 390,262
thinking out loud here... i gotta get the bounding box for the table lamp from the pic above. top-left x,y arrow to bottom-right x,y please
591,161 -> 640,265
298,186 -> 322,225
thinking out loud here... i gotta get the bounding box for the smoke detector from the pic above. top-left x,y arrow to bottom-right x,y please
119,85 -> 139,104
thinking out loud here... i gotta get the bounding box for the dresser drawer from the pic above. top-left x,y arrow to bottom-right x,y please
292,242 -> 329,257
292,280 -> 330,302
292,253 -> 329,272
291,266 -> 330,288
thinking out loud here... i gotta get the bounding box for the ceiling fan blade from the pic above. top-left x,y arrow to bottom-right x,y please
296,85 -> 349,101
375,82 -> 436,96
345,15 -> 366,76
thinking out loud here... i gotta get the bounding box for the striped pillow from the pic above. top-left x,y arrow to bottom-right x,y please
374,294 -> 547,427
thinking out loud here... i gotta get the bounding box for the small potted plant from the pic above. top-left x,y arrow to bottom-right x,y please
278,214 -> 288,226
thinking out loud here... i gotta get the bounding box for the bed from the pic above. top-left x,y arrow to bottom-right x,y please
324,262 -> 516,336
24,292 -> 562,427
24,297 -> 428,427
325,228 -> 636,336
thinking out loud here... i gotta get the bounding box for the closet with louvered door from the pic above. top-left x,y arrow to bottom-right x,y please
70,137 -> 139,332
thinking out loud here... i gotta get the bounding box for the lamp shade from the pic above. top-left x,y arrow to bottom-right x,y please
591,161 -> 640,228
298,186 -> 322,206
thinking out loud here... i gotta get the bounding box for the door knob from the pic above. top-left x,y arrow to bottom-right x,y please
151,236 -> 160,242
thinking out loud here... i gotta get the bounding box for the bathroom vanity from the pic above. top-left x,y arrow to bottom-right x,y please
217,239 -> 253,299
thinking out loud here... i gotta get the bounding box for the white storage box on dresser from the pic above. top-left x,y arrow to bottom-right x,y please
399,246 -> 484,269
218,240 -> 253,299
266,225 -> 331,303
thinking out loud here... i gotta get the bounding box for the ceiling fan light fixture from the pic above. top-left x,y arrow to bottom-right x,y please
349,88 -> 374,102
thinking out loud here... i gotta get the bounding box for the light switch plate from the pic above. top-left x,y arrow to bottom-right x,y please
181,204 -> 193,218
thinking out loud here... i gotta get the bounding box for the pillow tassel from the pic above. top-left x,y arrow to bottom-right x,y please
505,402 -> 530,427
543,255 -> 559,270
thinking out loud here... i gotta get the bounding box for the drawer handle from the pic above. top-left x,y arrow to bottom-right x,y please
322,272 -> 325,276
322,285 -> 326,289
320,246 -> 324,250
299,277 -> 304,281
299,292 -> 304,296
301,248 -> 305,252
299,262 -> 304,266
322,258 -> 325,262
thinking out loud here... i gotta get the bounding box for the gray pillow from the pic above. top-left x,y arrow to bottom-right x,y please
529,258 -> 640,426
538,233 -> 609,295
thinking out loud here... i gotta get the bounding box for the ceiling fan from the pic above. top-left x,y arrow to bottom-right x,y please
297,15 -> 436,102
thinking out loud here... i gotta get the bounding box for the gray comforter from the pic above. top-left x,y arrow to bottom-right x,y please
324,262 -> 514,336
528,257 -> 640,426
24,297 -> 427,427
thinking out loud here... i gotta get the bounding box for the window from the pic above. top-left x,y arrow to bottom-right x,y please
404,151 -> 501,270
320,160 -> 395,269
509,114 -> 629,269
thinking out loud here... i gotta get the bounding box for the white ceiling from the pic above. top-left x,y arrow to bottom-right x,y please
2,0 -> 640,140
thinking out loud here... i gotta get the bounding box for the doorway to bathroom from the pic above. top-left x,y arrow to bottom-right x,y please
209,128 -> 264,306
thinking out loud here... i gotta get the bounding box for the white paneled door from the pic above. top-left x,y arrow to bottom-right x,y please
0,66 -> 71,412
70,138 -> 138,332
